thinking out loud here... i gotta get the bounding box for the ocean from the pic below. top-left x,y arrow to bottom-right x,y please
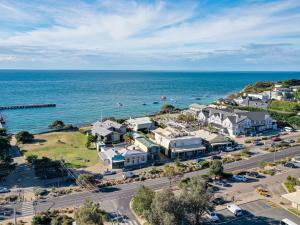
0,70 -> 299,134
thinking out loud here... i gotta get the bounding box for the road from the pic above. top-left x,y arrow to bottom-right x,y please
2,145 -> 300,224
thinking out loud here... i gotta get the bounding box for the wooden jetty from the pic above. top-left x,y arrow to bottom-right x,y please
0,103 -> 56,110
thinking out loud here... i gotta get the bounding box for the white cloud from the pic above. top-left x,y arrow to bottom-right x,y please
0,0 -> 299,69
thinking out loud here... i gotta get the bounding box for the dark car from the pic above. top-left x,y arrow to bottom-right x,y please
212,197 -> 225,205
247,171 -> 260,178
284,162 -> 296,168
211,155 -> 222,160
253,140 -> 264,146
272,137 -> 281,142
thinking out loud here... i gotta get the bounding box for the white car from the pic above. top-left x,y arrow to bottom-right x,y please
206,211 -> 219,222
122,171 -> 135,179
224,147 -> 235,152
234,144 -> 244,150
233,175 -> 247,182
227,204 -> 243,216
292,156 -> 300,164
0,187 -> 10,193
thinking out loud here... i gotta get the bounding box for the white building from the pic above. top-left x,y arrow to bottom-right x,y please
282,186 -> 300,210
127,117 -> 154,132
198,108 -> 276,137
99,144 -> 147,169
152,127 -> 206,159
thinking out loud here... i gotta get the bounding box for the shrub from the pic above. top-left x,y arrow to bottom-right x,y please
16,131 -> 34,143
284,175 -> 300,193
244,139 -> 252,144
199,160 -> 210,169
160,104 -> 175,114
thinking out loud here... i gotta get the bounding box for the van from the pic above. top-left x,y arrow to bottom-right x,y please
226,204 -> 243,216
284,127 -> 294,132
281,218 -> 298,225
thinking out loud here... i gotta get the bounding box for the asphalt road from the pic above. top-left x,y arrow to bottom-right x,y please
2,146 -> 300,224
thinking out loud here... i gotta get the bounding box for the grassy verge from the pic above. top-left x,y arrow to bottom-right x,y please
288,208 -> 300,218
20,131 -> 98,168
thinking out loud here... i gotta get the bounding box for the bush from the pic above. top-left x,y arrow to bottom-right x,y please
26,154 -> 38,164
16,131 -> 34,143
132,186 -> 155,216
160,104 -> 175,114
284,175 -> 300,193
76,174 -> 96,188
199,160 -> 210,169
244,139 -> 252,144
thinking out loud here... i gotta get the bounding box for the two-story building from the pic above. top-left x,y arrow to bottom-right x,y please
127,117 -> 154,132
152,127 -> 206,159
134,137 -> 160,162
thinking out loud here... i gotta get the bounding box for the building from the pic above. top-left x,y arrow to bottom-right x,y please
234,96 -> 268,109
152,127 -> 206,159
99,144 -> 147,169
188,104 -> 208,117
247,93 -> 270,102
198,107 -> 277,137
193,129 -> 232,151
91,120 -> 127,146
127,117 -> 154,132
271,86 -> 294,101
282,186 -> 300,210
134,137 -> 160,161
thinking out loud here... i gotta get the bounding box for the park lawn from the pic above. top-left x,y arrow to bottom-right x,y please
268,100 -> 300,113
21,131 -> 99,168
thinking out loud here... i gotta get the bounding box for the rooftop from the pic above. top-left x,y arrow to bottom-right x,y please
193,129 -> 230,144
127,117 -> 152,124
135,137 -> 159,148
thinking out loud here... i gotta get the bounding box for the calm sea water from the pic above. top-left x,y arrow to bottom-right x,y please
0,70 -> 299,134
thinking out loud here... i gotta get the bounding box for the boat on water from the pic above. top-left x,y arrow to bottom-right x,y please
153,101 -> 159,104
195,97 -> 201,100
117,102 -> 123,107
160,96 -> 167,100
142,103 -> 147,106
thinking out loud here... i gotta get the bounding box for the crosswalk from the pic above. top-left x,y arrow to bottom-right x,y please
21,201 -> 34,217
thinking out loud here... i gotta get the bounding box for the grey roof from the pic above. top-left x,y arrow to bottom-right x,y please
239,111 -> 269,121
91,120 -> 124,136
102,120 -> 125,129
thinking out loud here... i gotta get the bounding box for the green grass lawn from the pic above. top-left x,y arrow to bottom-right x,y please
268,100 -> 300,113
21,131 -> 98,168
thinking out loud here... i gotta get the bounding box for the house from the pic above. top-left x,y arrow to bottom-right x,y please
152,127 -> 206,159
282,186 -> 300,210
271,86 -> 294,101
234,96 -> 268,109
198,108 -> 277,137
134,137 -> 160,161
127,117 -> 154,132
188,104 -> 208,116
99,144 -> 147,169
91,120 -> 127,146
247,93 -> 270,102
193,129 -> 232,151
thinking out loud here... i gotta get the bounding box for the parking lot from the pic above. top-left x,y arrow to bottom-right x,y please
215,199 -> 300,224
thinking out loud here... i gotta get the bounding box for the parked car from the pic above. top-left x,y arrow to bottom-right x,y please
122,171 -> 135,179
286,139 -> 295,143
284,127 -> 295,132
284,162 -> 296,168
247,171 -> 260,178
272,137 -> 281,142
122,167 -> 133,172
211,155 -> 222,160
292,156 -> 300,163
227,204 -> 243,216
103,170 -> 117,176
224,146 -> 235,152
212,197 -> 225,205
206,211 -> 220,222
233,175 -> 248,182
0,187 -> 10,193
253,140 -> 264,146
234,144 -> 244,150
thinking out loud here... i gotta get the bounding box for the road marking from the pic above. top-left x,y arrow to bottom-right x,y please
21,201 -> 34,216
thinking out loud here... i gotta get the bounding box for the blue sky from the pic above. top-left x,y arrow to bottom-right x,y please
0,0 -> 300,70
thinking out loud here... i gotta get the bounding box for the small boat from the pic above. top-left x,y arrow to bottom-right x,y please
160,96 -> 167,100
0,114 -> 5,124
195,97 -> 201,100
153,101 -> 159,104
142,103 -> 147,106
117,102 -> 123,107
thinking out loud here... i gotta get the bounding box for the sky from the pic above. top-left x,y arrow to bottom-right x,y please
0,0 -> 300,71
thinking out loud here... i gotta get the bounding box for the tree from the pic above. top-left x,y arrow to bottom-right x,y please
209,160 -> 223,179
163,165 -> 178,186
86,134 -> 97,148
74,200 -> 107,225
176,113 -> 195,123
15,131 -> 34,143
124,132 -> 134,144
0,136 -> 11,160
132,186 -> 155,217
0,128 -> 7,136
147,189 -> 185,225
160,104 -> 175,114
180,176 -> 214,225
48,120 -> 65,129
